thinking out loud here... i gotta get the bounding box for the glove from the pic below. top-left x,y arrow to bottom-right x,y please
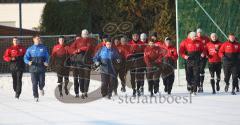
94,61 -> 101,67
116,59 -> 121,64
187,56 -> 194,60
73,49 -> 80,54
28,61 -> 32,66
92,61 -> 101,70
44,62 -> 49,67
11,57 -> 16,61
153,66 -> 158,71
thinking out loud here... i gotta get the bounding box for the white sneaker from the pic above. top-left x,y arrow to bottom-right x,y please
34,97 -> 39,102
40,90 -> 45,96
191,92 -> 197,96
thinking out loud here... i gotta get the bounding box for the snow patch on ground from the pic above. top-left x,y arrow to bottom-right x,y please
0,70 -> 240,125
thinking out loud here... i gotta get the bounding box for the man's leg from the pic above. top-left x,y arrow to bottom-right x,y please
113,68 -> 120,95
79,68 -> 85,95
83,68 -> 91,97
146,68 -> 154,96
223,65 -> 231,92
73,69 -> 80,97
11,72 -> 17,93
64,75 -> 69,95
119,66 -> 127,92
231,65 -> 238,95
108,74 -> 115,98
167,73 -> 175,95
185,64 -> 193,91
136,68 -> 145,96
101,73 -> 109,97
216,63 -> 222,91
153,67 -> 161,94
31,73 -> 39,98
39,72 -> 45,90
57,73 -> 63,97
15,71 -> 23,98
192,65 -> 200,93
199,58 -> 207,92
209,63 -> 216,94
39,72 -> 45,96
130,69 -> 137,96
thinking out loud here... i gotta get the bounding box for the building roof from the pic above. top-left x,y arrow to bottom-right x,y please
0,25 -> 39,36
0,0 -> 47,3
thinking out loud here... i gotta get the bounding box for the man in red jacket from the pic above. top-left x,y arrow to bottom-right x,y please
179,32 -> 205,95
196,28 -> 210,92
69,29 -> 96,98
218,34 -> 240,95
113,37 -> 131,93
144,39 -> 164,96
51,36 -> 70,97
205,33 -> 222,94
3,37 -> 26,99
128,33 -> 146,96
162,37 -> 178,95
181,31 -> 194,91
151,32 -> 164,49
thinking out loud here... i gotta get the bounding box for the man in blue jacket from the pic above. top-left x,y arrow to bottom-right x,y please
24,35 -> 49,102
93,40 -> 121,99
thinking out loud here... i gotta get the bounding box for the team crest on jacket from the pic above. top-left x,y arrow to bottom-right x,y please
19,49 -> 22,52
196,43 -> 199,48
11,50 -> 17,53
234,45 -> 238,49
40,49 -> 44,52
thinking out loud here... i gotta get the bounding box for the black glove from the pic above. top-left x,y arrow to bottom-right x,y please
187,56 -> 194,60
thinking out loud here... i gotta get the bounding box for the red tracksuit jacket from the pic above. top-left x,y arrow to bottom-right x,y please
128,40 -> 145,54
3,44 -> 26,71
69,37 -> 96,56
52,44 -> 69,57
51,44 -> 70,72
179,38 -> 204,60
155,41 -> 165,49
218,41 -> 240,65
163,44 -> 178,62
116,44 -> 131,60
144,46 -> 165,67
205,41 -> 222,63
3,45 -> 26,62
